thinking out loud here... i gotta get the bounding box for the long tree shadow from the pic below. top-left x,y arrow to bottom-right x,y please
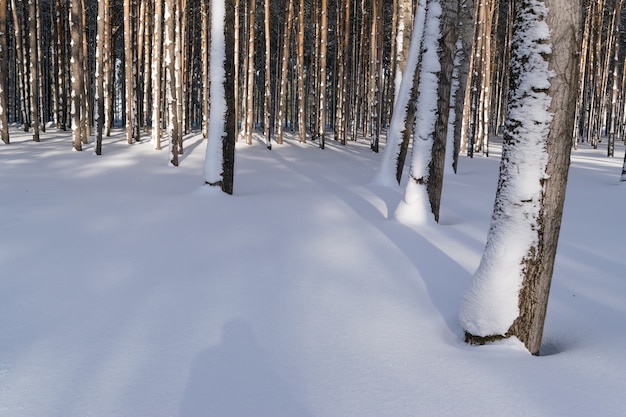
179,319 -> 313,417
267,143 -> 472,341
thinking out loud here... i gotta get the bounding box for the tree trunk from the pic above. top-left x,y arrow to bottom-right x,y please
69,0 -> 86,150
263,0 -> 272,149
244,0 -> 255,145
0,0 -> 8,144
204,0 -> 236,194
374,0 -> 426,187
164,0 -> 180,165
318,0 -> 328,149
152,0 -> 163,150
95,0 -> 109,155
276,0 -> 294,145
296,0 -> 306,143
28,0 -> 40,142
124,0 -> 138,144
460,0 -> 582,355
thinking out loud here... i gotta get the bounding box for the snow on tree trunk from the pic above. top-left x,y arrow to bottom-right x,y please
394,0 -> 443,225
0,0 -> 9,144
460,0 -> 581,355
373,0 -> 427,188
203,0 -> 236,194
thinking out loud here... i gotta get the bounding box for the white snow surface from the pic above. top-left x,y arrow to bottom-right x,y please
1,127 -> 625,417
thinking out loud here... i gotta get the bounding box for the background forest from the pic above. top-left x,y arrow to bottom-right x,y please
1,0 -> 626,165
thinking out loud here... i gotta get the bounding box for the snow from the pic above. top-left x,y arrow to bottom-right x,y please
1,127 -> 625,417
459,0 -> 555,337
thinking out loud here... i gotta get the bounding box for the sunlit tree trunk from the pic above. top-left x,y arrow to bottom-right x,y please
69,0 -> 86,150
152,0 -> 163,150
95,0 -> 109,155
276,0 -> 294,145
124,0 -> 139,144
244,0 -> 255,145
263,0 -> 272,149
296,0 -> 306,143
11,0 -> 29,131
451,0 -> 475,172
318,0 -> 328,149
165,0 -> 180,165
201,0 -> 210,139
461,0 -> 581,355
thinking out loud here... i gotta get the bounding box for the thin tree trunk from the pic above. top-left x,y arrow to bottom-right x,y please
0,0 -> 9,144
152,0 -> 163,149
318,0 -> 328,149
95,0 -> 109,155
244,0 -> 255,145
124,0 -> 138,144
296,0 -> 306,142
165,0 -> 180,165
276,0 -> 294,145
263,0 -> 272,148
69,0 -> 86,150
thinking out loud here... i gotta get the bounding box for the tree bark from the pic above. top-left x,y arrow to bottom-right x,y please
461,0 -> 582,355
204,0 -> 236,194
152,0 -> 163,150
69,0 -> 86,150
95,0 -> 109,155
0,0 -> 9,144
28,0 -> 40,142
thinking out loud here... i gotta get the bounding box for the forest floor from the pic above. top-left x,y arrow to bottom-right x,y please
1,126 -> 625,416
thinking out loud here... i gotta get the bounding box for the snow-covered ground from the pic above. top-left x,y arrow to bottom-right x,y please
1,127 -> 624,417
